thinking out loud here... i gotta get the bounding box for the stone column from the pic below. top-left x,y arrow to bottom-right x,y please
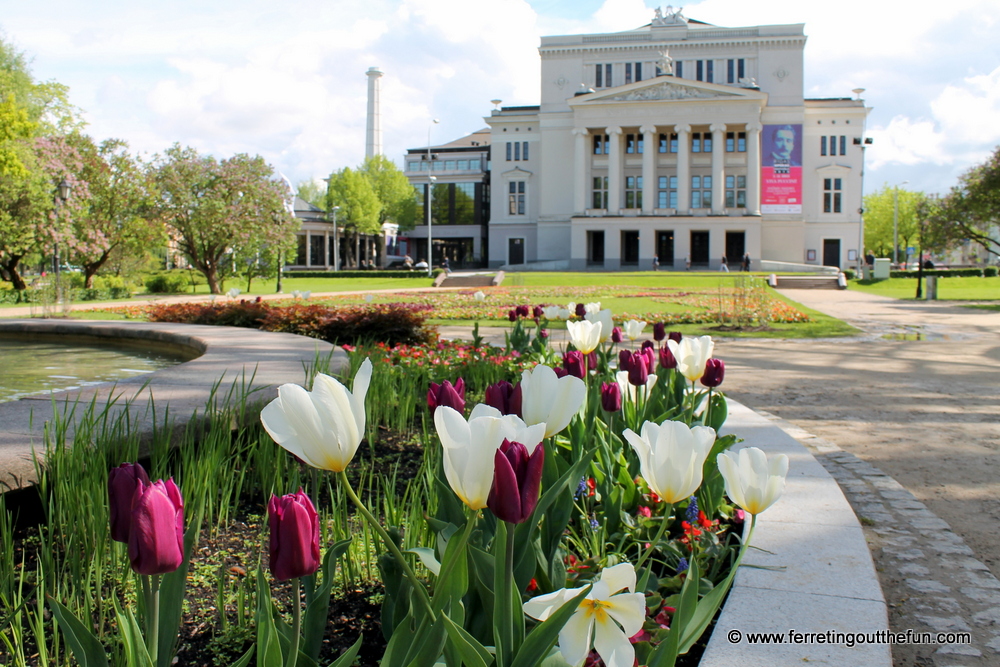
711,123 -> 726,214
573,128 -> 590,213
324,231 -> 330,268
640,124 -> 657,214
607,126 -> 624,213
305,230 -> 312,267
676,124 -> 691,214
746,122 -> 762,215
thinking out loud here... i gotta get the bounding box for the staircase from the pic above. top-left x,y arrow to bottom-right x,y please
435,271 -> 504,288
773,275 -> 844,290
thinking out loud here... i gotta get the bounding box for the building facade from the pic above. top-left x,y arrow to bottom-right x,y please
477,9 -> 868,270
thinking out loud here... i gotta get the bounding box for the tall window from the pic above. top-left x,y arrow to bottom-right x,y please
823,178 -> 842,213
658,175 -> 678,209
727,58 -> 745,83
839,135 -> 846,156
596,64 -> 614,88
658,133 -> 678,153
625,63 -> 632,85
692,132 -> 712,153
691,132 -> 702,153
593,134 -> 610,155
822,136 -> 847,157
634,62 -> 642,82
725,132 -> 747,152
509,181 -> 526,215
513,142 -> 520,161
696,60 -> 704,81
675,61 -> 683,78
592,176 -> 608,209
624,176 -> 643,209
821,136 -> 827,156
506,142 -> 512,161
522,141 -> 529,161
706,60 -> 714,83
625,134 -> 644,154
691,175 -> 712,209
725,175 -> 746,208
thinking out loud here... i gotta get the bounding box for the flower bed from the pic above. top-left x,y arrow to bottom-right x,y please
1,312 -> 789,667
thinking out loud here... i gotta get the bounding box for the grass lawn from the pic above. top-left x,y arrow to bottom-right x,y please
848,276 -> 1000,301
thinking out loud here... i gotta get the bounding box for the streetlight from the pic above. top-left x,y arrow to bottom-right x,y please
893,180 -> 908,268
852,97 -> 873,276
54,178 -> 72,305
331,205 -> 341,272
426,118 -> 439,277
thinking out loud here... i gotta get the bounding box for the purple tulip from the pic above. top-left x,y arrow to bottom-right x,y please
533,305 -> 544,319
641,340 -> 655,351
563,350 -> 587,379
586,351 -> 598,371
653,322 -> 666,342
516,304 -> 530,319
668,331 -> 683,344
108,462 -> 150,543
628,352 -> 649,387
485,380 -> 522,417
539,329 -> 549,339
619,349 -> 633,372
488,439 -> 544,524
642,345 -> 657,372
428,378 -> 466,415
575,303 -> 586,318
553,367 -> 570,378
601,382 -> 622,413
701,358 -> 725,388
128,479 -> 184,576
268,489 -> 321,581
611,327 -> 623,344
508,309 -> 517,322
659,345 -> 677,370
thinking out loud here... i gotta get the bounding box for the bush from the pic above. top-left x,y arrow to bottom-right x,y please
889,268 -> 984,278
842,269 -> 856,280
984,266 -> 998,277
145,273 -> 193,293
0,284 -> 131,303
282,269 -> 444,279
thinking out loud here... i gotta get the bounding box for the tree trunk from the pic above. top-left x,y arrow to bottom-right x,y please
1,257 -> 26,290
354,232 -> 360,269
204,266 -> 222,294
377,234 -> 387,268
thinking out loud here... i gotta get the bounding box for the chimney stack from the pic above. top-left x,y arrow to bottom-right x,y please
365,67 -> 383,159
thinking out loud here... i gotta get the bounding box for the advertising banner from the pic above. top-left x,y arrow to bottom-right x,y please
761,124 -> 803,214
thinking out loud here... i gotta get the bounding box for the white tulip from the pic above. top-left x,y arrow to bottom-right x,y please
473,290 -> 486,302
566,319 -> 603,355
519,365 -> 586,438
523,562 -> 645,667
717,447 -> 789,515
365,294 -> 374,303
584,301 -> 601,315
542,305 -> 561,320
227,287 -> 241,299
301,290 -> 311,300
434,404 -> 546,510
615,370 -> 657,403
623,319 -> 647,341
292,290 -> 302,299
666,335 -> 715,382
623,419 -> 716,504
260,359 -> 372,473
585,308 -> 614,343
557,308 -> 572,321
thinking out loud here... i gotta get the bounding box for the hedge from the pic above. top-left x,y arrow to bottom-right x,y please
0,286 -> 132,304
282,269 -> 444,279
889,268 -> 985,278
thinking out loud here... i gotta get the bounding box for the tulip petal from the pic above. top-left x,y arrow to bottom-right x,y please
604,592 -> 646,638
261,384 -> 327,469
488,449 -> 521,522
592,612 -> 635,667
599,562 -> 637,594
523,586 -> 585,621
558,609 -> 595,667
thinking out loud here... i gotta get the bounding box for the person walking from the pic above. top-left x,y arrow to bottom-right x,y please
741,252 -> 751,272
720,255 -> 729,272
652,255 -> 660,271
685,254 -> 691,271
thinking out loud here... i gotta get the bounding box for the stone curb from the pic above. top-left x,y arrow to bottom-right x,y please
0,319 -> 344,492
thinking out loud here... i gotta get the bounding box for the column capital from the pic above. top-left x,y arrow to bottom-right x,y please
710,123 -> 727,134
675,123 -> 691,134
607,126 -> 624,136
639,124 -> 657,135
572,127 -> 590,136
746,121 -> 763,133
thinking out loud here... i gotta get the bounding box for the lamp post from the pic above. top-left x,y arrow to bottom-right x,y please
331,205 -> 341,272
893,180 -> 908,268
852,88 -> 871,277
426,118 -> 439,277
54,178 -> 72,305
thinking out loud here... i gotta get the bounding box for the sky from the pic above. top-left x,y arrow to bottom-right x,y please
3,0 -> 999,196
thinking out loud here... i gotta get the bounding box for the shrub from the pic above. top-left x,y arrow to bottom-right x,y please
282,269 -> 444,279
985,266 -> 998,277
145,273 -> 193,293
889,268 -> 983,278
842,269 -> 856,280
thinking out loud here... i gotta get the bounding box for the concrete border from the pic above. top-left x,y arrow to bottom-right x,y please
0,319 -> 344,492
700,400 -> 891,666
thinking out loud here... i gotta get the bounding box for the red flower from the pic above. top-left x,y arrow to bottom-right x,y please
698,510 -> 713,530
637,505 -> 652,518
526,578 -> 539,593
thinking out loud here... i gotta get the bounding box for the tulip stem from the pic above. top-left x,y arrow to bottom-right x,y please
148,574 -> 160,666
336,471 -> 437,621
636,503 -> 674,575
286,578 -> 301,667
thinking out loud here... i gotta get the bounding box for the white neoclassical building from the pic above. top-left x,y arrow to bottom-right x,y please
478,9 -> 869,270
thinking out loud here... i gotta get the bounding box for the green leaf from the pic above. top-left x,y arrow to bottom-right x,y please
157,513 -> 203,667
117,603 -> 154,667
511,585 -> 591,667
47,597 -> 110,667
648,559 -> 701,667
328,635 -> 364,667
441,616 -> 492,667
256,569 -> 285,667
227,645 -> 255,667
304,539 -> 351,661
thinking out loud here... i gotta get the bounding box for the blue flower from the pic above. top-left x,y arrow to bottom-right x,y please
575,477 -> 589,500
685,496 -> 699,522
590,517 -> 600,530
676,557 -> 689,574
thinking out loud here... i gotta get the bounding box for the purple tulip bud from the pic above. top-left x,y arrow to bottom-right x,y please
601,382 -> 622,413
659,345 -> 677,370
128,479 -> 184,576
641,340 -> 655,351
488,439 -> 544,524
642,345 -> 657,372
516,304 -> 530,318
268,489 -> 321,581
575,303 -> 586,318
108,462 -> 150,543
653,322 -> 666,342
553,366 -> 570,378
563,350 -> 586,379
701,358 -> 725,388
668,331 -> 683,344
485,381 -> 522,418
508,309 -> 517,322
533,305 -> 544,319
586,351 -> 598,371
628,352 -> 649,387
539,329 -> 549,339
428,378 -> 466,415
618,349 -> 632,372
611,327 -> 623,344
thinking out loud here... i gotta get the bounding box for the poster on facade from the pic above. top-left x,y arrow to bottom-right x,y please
761,124 -> 803,214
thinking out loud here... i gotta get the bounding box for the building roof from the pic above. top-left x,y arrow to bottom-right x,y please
293,196 -> 327,223
407,128 -> 491,154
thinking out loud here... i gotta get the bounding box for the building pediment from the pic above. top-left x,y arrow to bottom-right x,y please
570,77 -> 766,106
502,166 -> 534,177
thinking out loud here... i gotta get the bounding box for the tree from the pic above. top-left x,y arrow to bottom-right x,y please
151,145 -> 298,294
325,167 -> 379,268
359,155 -> 418,265
296,179 -> 326,209
863,185 -> 925,261
930,146 -> 1000,261
0,37 -> 82,134
68,136 -> 161,288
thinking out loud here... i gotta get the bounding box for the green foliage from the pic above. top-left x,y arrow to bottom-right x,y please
295,179 -> 326,209
326,166 -> 381,236
359,155 -> 418,231
144,272 -> 191,294
929,145 -> 1000,260
283,269 -> 444,279
888,267 -> 984,278
863,185 -> 926,258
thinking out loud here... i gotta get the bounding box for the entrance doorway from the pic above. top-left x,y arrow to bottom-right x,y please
656,231 -> 674,267
508,237 -> 525,265
690,231 -> 710,265
588,230 -> 605,266
725,231 -> 745,264
621,230 -> 639,266
823,239 -> 841,268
